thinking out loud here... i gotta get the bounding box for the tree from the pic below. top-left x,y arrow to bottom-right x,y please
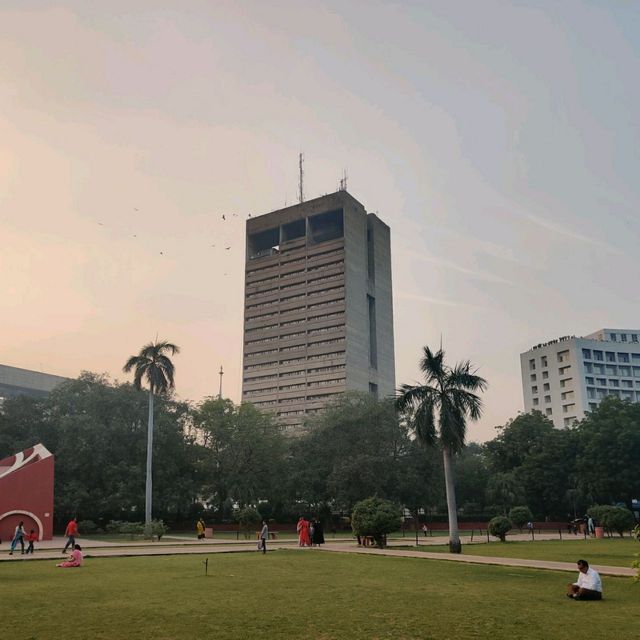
351,497 -> 401,548
123,340 -> 180,525
587,505 -> 635,537
575,397 -> 640,505
396,346 -> 487,553
195,398 -> 287,516
486,471 -> 524,516
488,516 -> 512,542
509,506 -> 533,532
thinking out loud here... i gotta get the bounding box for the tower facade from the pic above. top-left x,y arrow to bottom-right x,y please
242,191 -> 395,432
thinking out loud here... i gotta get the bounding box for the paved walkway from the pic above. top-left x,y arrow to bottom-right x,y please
1,537 -> 634,577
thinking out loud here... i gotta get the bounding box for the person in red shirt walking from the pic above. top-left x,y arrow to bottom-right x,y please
62,517 -> 79,554
25,529 -> 38,554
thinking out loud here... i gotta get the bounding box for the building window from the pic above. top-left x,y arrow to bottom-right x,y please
606,352 -> 616,363
529,359 -> 535,371
531,386 -> 538,394
593,350 -> 603,361
530,374 -> 537,382
618,353 -> 630,363
632,334 -> 638,343
543,383 -> 550,392
596,378 -> 606,386
368,382 -> 378,397
542,371 -> 549,379
585,377 -> 594,384
367,294 -> 377,369
559,366 -> 571,376
533,398 -> 539,406
545,408 -> 552,416
621,334 -> 628,342
544,395 -> 551,403
541,356 -> 548,367
582,348 -> 592,359
610,333 -> 617,341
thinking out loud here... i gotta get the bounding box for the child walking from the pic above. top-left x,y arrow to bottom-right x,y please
24,529 -> 38,554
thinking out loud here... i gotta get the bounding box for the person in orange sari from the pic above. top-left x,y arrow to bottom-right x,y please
297,517 -> 312,547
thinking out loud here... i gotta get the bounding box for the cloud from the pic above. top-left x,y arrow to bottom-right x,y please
404,250 -> 513,285
396,290 -> 486,310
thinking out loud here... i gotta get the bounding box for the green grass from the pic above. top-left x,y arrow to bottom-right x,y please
403,538 -> 639,567
2,551 -> 637,639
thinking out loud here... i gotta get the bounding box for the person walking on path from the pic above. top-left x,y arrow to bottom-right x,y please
57,544 -> 83,568
24,529 -> 38,554
567,559 -> 602,600
9,521 -> 25,555
196,518 -> 206,540
259,520 -> 269,554
62,517 -> 79,553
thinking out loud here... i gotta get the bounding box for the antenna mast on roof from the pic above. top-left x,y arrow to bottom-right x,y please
339,169 -> 348,191
218,365 -> 224,399
298,152 -> 304,203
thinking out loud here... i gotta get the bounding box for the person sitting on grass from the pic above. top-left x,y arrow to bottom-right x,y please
57,544 -> 83,568
566,559 -> 602,600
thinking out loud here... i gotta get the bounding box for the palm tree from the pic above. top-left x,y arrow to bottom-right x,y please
396,346 -> 487,553
123,340 -> 180,525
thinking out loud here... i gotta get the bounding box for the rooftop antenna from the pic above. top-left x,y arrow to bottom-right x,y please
218,365 -> 224,399
339,168 -> 348,191
298,152 -> 304,203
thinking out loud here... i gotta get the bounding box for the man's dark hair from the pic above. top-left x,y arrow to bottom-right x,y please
577,559 -> 589,568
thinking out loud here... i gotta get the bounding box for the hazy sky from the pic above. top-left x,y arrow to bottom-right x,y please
2,1 -> 639,441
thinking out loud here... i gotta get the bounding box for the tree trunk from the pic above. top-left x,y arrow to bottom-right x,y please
442,446 -> 461,553
145,390 -> 154,526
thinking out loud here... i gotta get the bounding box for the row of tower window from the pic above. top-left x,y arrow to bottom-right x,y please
243,351 -> 345,371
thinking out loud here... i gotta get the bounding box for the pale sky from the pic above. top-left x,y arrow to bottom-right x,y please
1,1 -> 639,441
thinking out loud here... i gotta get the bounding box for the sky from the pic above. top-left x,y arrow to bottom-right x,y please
1,1 -> 639,441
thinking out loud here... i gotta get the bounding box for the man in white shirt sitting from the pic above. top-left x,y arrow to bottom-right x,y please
566,559 -> 603,600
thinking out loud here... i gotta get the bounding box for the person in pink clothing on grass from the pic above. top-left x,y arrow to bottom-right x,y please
57,544 -> 83,568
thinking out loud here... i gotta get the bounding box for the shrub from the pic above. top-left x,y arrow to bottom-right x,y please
508,506 -> 533,532
143,519 -> 168,541
119,521 -> 144,539
488,516 -> 512,542
351,497 -> 401,548
78,519 -> 97,534
106,520 -> 124,534
588,505 -> 635,537
236,507 -> 261,539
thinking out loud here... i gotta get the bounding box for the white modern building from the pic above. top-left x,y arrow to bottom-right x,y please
520,328 -> 640,429
0,364 -> 68,403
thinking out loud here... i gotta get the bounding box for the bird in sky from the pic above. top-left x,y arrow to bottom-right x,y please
222,214 -> 226,221
211,243 -> 215,247
133,234 -> 137,238
232,213 -> 238,217
98,222 -> 103,226
134,208 -> 139,211
160,251 -> 164,255
225,246 -> 231,250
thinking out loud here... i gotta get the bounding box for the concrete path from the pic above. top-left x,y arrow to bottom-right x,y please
2,537 -> 634,578
318,543 -> 636,577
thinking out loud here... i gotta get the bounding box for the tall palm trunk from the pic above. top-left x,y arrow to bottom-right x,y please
145,390 -> 154,525
442,446 -> 461,553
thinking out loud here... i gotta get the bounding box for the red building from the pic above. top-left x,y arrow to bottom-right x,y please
0,444 -> 54,542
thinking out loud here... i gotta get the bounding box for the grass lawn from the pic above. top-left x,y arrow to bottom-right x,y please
403,538 -> 639,567
2,551 -> 637,639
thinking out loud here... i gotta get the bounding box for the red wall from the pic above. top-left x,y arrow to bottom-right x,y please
0,450 -> 54,541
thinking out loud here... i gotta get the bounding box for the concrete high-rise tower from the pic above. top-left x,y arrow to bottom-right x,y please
242,191 -> 395,432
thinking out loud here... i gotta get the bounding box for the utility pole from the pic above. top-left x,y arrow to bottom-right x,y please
218,365 -> 224,399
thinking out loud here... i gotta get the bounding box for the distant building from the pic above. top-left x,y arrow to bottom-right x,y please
0,364 -> 68,402
520,328 -> 640,428
242,190 -> 395,432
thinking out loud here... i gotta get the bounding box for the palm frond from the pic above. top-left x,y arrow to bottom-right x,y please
439,396 -> 466,453
447,361 -> 488,392
419,346 -> 446,384
395,383 -> 437,412
412,396 -> 438,447
123,355 -> 143,373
